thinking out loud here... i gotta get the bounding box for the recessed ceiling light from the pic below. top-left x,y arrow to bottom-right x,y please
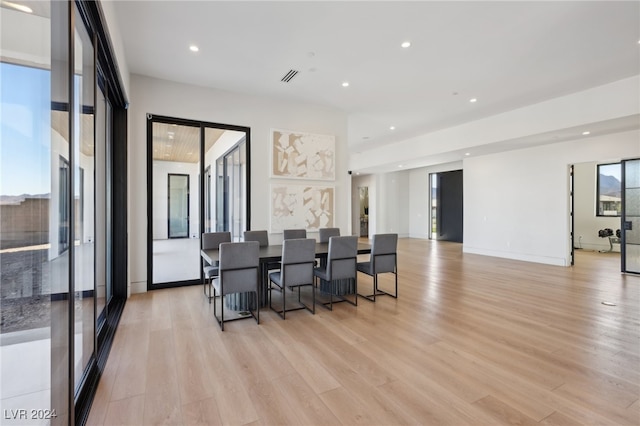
582,131 -> 591,135
356,172 -> 360,175
2,1 -> 32,13
469,98 -> 477,103
401,41 -> 411,48
465,152 -> 471,156
390,126 -> 396,130
189,45 -> 199,52
342,82 -> 349,87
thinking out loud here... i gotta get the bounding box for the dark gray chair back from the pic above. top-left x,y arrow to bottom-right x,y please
244,230 -> 269,247
202,231 -> 231,251
370,233 -> 398,274
319,227 -> 340,243
283,229 -> 306,240
327,235 -> 358,280
281,238 -> 316,286
218,241 -> 259,295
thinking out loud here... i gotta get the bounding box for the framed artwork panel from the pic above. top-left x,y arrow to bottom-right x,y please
271,129 -> 335,180
270,183 -> 334,232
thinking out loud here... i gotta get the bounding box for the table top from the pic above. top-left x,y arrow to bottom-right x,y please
201,241 -> 371,264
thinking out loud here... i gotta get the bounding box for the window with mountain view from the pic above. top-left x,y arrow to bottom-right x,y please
597,163 -> 622,216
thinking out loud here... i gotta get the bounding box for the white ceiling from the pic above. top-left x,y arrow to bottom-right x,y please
112,1 -> 640,170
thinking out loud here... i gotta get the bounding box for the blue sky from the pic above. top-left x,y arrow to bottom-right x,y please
1,62 -> 51,196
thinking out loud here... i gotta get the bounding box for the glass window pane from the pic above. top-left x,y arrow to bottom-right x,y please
96,84 -> 106,328
151,122 -> 200,285
73,8 -> 95,392
597,163 -> 621,216
1,0 -> 72,421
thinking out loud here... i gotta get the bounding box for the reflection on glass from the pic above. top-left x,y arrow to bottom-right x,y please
624,159 -> 640,273
96,83 -> 107,330
168,174 -> 189,238
73,10 -> 95,392
220,139 -> 246,242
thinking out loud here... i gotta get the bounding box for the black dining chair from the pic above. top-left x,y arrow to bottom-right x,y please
211,241 -> 260,331
357,233 -> 398,301
313,235 -> 358,310
202,231 -> 231,303
268,238 -> 316,319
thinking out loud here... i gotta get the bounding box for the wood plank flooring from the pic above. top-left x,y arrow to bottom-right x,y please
87,239 -> 640,425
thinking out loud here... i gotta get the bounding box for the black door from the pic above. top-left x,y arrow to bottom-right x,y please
438,170 -> 464,243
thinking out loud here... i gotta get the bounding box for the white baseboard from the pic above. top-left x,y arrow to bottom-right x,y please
463,246 -> 568,267
130,281 -> 147,295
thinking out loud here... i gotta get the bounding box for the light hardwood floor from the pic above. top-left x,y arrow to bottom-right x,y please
87,239 -> 639,425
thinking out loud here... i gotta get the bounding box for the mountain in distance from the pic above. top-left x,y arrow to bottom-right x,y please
599,174 -> 621,197
0,193 -> 51,205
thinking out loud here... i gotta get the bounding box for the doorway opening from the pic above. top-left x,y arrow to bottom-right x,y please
359,187 -> 369,237
147,115 -> 250,288
429,170 -> 463,242
570,159 -> 640,274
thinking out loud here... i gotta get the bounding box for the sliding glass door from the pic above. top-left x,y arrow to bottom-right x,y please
148,116 -> 250,287
622,158 -> 640,274
217,142 -> 247,241
1,1 -> 127,423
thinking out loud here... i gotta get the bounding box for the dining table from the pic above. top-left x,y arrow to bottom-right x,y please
201,241 -> 372,309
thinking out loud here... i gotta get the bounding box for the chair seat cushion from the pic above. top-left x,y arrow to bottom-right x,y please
356,262 -> 372,275
313,267 -> 328,281
269,271 -> 282,286
203,265 -> 219,278
211,277 -> 221,294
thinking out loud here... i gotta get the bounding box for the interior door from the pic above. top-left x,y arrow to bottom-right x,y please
622,158 -> 640,274
168,173 -> 189,238
438,170 -> 464,243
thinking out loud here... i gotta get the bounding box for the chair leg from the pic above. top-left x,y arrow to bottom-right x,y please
254,288 -> 260,325
375,271 -> 398,298
220,292 -> 224,331
282,283 -> 286,320
357,272 -> 377,302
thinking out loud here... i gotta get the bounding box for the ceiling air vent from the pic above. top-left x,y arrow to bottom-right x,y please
281,69 -> 299,83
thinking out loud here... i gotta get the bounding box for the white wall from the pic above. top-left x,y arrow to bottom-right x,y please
151,160 -> 199,240
463,130 -> 639,266
351,171 -> 411,239
99,0 -> 130,98
377,172 -> 411,237
573,161 -> 621,251
128,74 -> 348,293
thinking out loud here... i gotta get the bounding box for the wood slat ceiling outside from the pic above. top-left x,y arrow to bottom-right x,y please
52,110 -> 94,157
51,114 -> 226,163
153,122 -> 225,164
